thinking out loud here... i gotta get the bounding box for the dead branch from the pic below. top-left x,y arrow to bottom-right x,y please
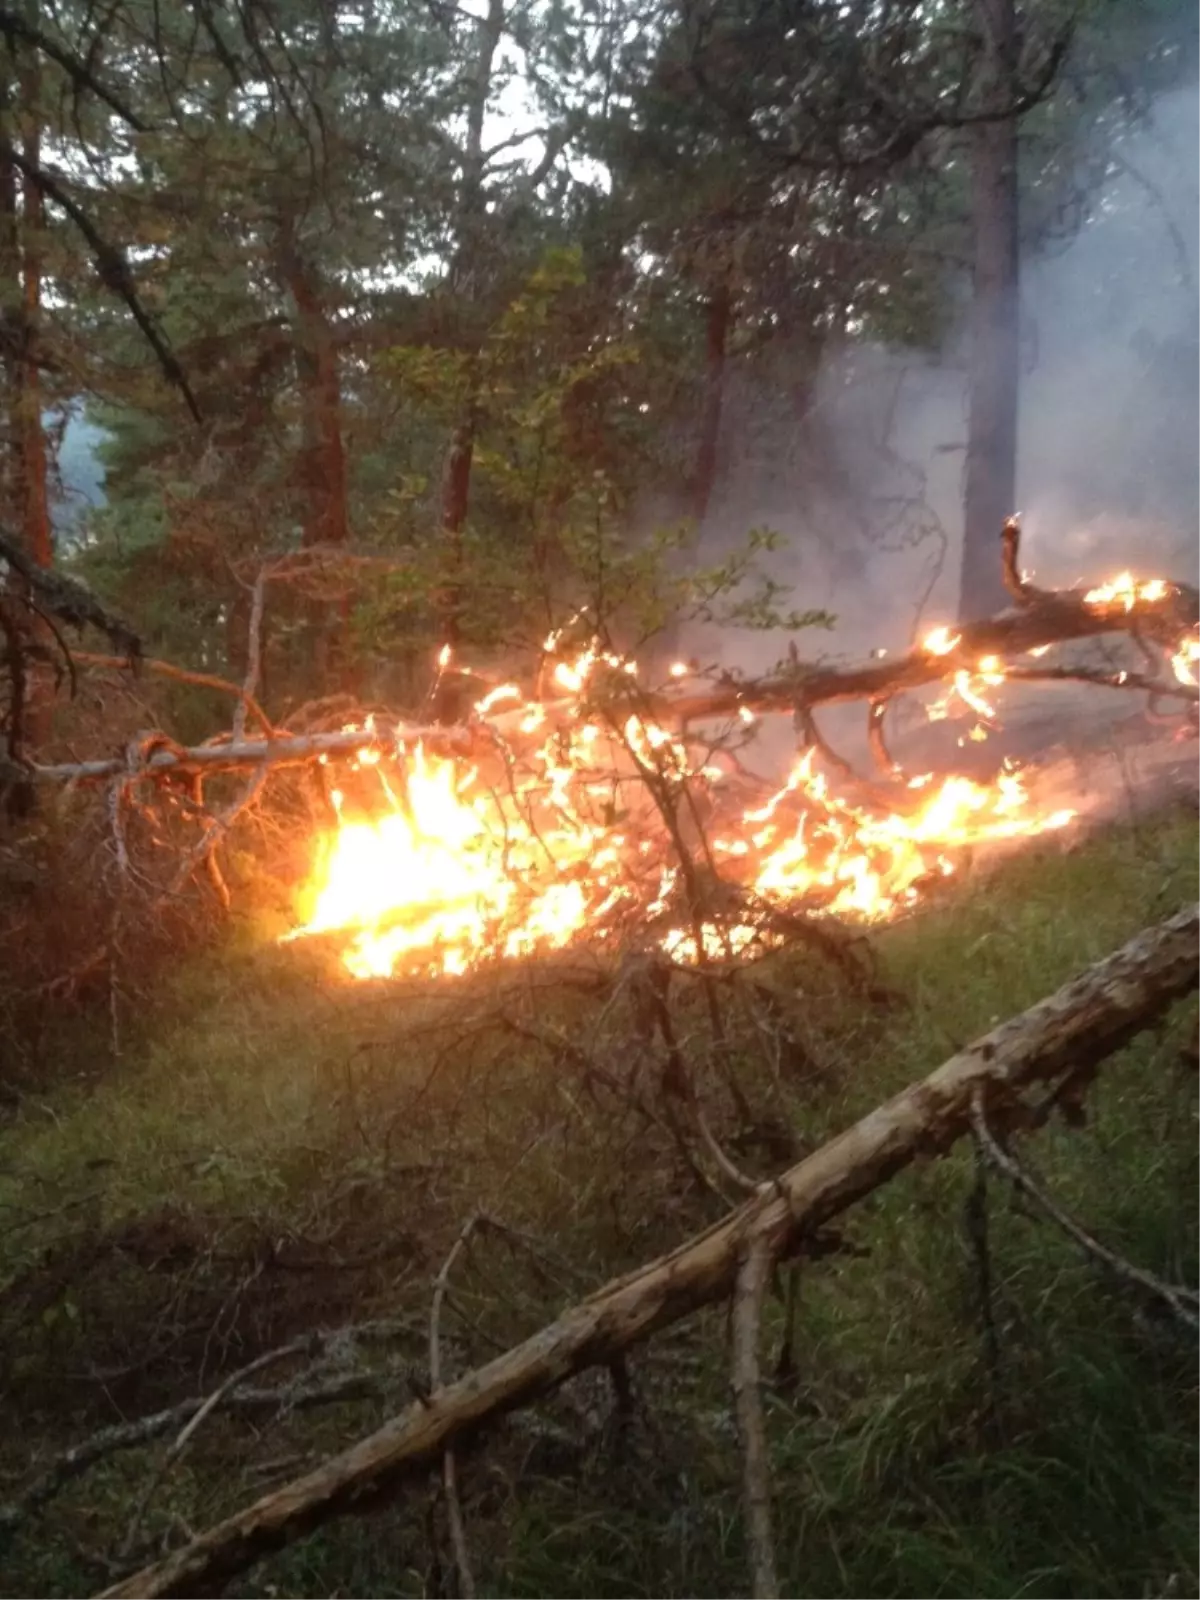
230,568 -> 268,744
74,653 -> 273,736
29,520 -> 1197,792
732,1237 -> 780,1599
430,1215 -> 483,1600
969,1086 -> 1200,1331
96,902 -> 1198,1599
118,1343 -> 318,1561
0,1317 -> 435,1534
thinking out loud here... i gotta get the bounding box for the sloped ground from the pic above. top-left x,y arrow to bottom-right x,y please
0,803 -> 1196,1599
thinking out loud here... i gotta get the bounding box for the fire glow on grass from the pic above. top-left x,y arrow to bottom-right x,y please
283,574 -> 1194,980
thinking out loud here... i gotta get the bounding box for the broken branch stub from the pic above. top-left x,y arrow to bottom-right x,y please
98,902 -> 1199,1600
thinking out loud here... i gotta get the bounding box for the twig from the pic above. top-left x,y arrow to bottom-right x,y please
231,567 -> 267,744
969,1086 -> 1199,1331
731,1237 -> 779,1599
74,652 -> 273,736
430,1215 -> 483,1600
696,1106 -> 762,1196
0,1318 -> 431,1533
118,1342 -> 314,1559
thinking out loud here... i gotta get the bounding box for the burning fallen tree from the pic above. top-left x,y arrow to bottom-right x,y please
11,517 -> 1199,987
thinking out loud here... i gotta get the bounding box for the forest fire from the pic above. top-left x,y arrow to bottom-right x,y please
283,632 -> 1082,980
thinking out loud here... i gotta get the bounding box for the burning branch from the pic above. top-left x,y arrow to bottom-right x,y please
28,520 -> 1197,793
94,902 -> 1198,1599
13,519 -> 1197,989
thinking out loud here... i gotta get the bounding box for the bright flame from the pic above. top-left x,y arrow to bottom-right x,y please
1172,627 -> 1200,688
1083,572 -> 1171,611
284,637 -> 1082,981
923,626 -> 961,656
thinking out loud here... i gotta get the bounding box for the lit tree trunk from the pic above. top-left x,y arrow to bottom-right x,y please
959,0 -> 1020,623
690,280 -> 732,525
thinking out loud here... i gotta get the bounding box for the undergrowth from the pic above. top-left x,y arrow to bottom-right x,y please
0,807 -> 1196,1599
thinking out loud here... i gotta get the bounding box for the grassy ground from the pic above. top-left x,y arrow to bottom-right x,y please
0,804 -> 1196,1599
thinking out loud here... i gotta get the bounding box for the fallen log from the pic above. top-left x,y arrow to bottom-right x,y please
98,902 -> 1199,1600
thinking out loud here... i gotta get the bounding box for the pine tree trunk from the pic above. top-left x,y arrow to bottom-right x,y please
283,262 -> 348,551
17,25 -> 49,575
436,407 -> 475,649
432,0 -> 504,718
0,16 -> 50,762
277,216 -> 352,692
690,281 -> 732,525
959,0 -> 1020,623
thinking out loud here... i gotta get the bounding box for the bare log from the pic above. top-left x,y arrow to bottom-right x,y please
98,903 -> 1199,1600
29,723 -> 477,784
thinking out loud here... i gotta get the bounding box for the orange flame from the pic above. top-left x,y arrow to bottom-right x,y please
283,636 -> 1085,980
1083,571 -> 1171,610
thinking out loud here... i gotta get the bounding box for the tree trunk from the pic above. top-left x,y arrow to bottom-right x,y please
16,20 -> 49,574
0,14 -> 50,763
436,407 -> 475,656
431,0 -> 505,719
276,215 -> 352,692
0,68 -> 18,509
959,0 -> 1021,623
690,281 -> 732,525
281,259 -> 348,552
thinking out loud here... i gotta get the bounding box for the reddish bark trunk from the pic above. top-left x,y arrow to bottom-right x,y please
959,0 -> 1021,623
0,18 -> 51,762
17,32 -> 49,574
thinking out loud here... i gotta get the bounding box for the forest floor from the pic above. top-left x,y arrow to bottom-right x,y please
0,773 -> 1196,1597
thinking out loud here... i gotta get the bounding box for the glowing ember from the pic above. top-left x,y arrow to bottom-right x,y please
283,636 -> 1080,981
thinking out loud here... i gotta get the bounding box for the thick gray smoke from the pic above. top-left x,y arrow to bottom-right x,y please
685,82 -> 1199,682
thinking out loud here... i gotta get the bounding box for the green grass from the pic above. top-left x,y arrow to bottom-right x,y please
0,808 -> 1196,1598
